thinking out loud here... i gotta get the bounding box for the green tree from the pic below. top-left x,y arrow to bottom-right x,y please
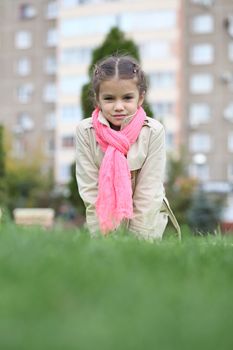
81,27 -> 153,119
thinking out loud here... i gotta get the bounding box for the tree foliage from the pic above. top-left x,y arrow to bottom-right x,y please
2,128 -> 58,213
5,161 -> 55,212
81,27 -> 153,118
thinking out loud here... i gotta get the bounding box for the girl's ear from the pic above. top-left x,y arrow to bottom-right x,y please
138,91 -> 145,107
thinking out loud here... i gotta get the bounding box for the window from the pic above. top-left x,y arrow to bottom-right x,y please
45,56 -> 56,74
189,163 -> 209,181
139,41 -> 171,60
189,103 -> 211,127
45,112 -> 56,130
60,47 -> 93,65
193,153 -> 207,165
220,71 -> 233,86
228,163 -> 233,181
45,137 -> 55,154
17,84 -> 34,103
191,14 -> 214,34
46,1 -> 58,19
61,15 -> 117,37
60,105 -> 82,122
17,112 -> 34,131
12,138 -> 25,158
60,76 -> 88,95
19,4 -> 37,19
228,42 -> 233,62
15,31 -> 32,49
60,0 -> 115,8
59,164 -> 71,182
46,28 -> 58,47
228,132 -> 233,152
225,15 -> 233,39
121,11 -> 176,32
149,72 -> 176,89
151,102 -> 174,117
191,0 -> 215,6
43,84 -> 57,102
16,57 -> 31,76
190,44 -> 214,65
190,74 -> 213,94
166,132 -> 174,149
12,124 -> 23,135
189,133 -> 211,152
13,113 -> 34,133
223,103 -> 233,122
61,0 -> 78,6
62,135 -> 75,148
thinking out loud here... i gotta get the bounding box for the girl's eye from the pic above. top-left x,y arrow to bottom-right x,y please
103,97 -> 113,101
124,96 -> 133,100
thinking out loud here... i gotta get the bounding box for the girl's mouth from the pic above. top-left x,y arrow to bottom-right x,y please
113,115 -> 126,118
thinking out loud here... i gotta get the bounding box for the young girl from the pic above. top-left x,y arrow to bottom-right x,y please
75,54 -> 180,240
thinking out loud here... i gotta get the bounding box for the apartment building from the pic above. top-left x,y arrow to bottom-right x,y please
56,0 -> 182,184
0,0 -> 58,174
182,0 -> 233,189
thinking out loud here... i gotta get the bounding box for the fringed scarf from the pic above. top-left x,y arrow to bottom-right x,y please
92,107 -> 146,234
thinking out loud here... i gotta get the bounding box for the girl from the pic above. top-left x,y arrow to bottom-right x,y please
75,55 -> 180,240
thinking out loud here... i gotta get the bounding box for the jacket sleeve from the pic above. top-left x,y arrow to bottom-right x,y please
128,124 -> 166,238
75,122 -> 99,234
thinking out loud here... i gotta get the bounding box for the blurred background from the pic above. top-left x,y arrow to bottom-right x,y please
0,0 -> 233,233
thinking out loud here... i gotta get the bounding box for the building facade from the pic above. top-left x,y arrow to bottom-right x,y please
0,0 -> 58,174
56,0 -> 182,184
182,0 -> 233,188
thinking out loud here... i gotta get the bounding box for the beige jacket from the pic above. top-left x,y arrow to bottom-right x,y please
75,113 -> 180,240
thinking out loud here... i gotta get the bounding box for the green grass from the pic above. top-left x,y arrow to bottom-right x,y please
0,223 -> 233,350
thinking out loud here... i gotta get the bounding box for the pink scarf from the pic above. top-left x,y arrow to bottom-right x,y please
92,106 -> 146,234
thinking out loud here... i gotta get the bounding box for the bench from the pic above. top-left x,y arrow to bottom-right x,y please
13,208 -> 55,229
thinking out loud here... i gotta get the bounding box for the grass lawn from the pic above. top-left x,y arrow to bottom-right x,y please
0,223 -> 233,350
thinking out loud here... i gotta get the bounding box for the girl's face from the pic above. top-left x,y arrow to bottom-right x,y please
97,78 -> 144,130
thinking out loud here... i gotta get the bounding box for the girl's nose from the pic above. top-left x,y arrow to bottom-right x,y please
114,100 -> 124,111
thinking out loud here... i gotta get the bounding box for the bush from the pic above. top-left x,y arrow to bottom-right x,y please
187,190 -> 222,235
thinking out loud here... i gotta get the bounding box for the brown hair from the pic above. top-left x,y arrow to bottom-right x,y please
91,54 -> 147,102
